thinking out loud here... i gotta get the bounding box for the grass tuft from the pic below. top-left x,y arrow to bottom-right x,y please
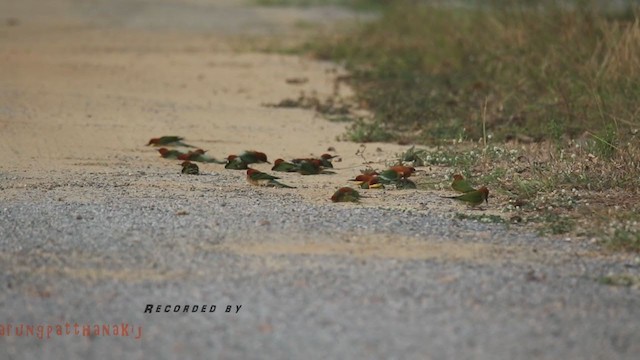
605,227 -> 640,253
342,119 -> 393,142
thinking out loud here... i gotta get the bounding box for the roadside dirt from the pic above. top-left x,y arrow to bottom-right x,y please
0,0 -> 513,223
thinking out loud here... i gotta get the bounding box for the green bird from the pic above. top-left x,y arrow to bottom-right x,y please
378,169 -> 400,184
298,160 -> 336,175
451,174 -> 475,193
331,187 -> 361,203
272,159 -> 299,172
180,161 -> 200,175
292,153 -> 337,168
239,150 -> 270,164
377,168 -> 417,189
225,155 -> 249,170
147,136 -> 195,148
319,153 -> 337,168
360,180 -> 384,189
443,186 -> 489,207
158,148 -> 187,160
246,169 -> 295,188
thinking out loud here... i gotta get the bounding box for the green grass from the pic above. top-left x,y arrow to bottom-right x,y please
308,1 -> 640,145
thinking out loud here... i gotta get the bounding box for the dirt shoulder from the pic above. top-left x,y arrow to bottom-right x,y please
0,0 -> 412,197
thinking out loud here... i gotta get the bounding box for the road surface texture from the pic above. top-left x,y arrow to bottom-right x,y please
0,1 -> 639,359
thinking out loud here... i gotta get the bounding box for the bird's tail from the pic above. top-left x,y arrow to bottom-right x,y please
268,180 -> 296,189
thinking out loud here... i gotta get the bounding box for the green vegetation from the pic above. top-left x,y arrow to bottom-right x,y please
305,0 -> 640,250
262,0 -> 640,250
455,213 -> 505,224
343,119 -> 392,142
390,141 -> 640,246
605,226 -> 640,252
309,1 -> 640,145
599,274 -> 639,287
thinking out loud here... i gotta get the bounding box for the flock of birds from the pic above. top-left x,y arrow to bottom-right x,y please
147,136 -> 490,206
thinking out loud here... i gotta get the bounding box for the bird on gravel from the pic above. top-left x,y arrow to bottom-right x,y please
272,159 -> 299,172
238,150 -> 270,164
318,153 -> 338,168
350,174 -> 384,189
443,186 -> 489,207
147,136 -> 195,148
292,153 -> 337,168
376,168 -> 417,190
350,173 -> 377,184
359,176 -> 384,189
331,187 -> 361,203
246,169 -> 295,188
378,169 -> 401,184
388,165 -> 416,179
225,155 -> 249,170
158,148 -> 187,160
180,161 -> 200,175
297,159 -> 335,175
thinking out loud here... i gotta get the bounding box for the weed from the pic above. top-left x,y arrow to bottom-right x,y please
537,212 -> 576,235
605,227 -> 640,253
591,124 -> 619,159
343,119 -> 392,142
263,92 -> 355,120
455,213 -> 505,224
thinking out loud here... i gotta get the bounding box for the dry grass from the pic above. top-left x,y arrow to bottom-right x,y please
401,139 -> 640,250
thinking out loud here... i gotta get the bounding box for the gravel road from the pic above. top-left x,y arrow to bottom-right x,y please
1,1 -> 639,359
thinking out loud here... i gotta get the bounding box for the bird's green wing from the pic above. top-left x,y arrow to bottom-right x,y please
253,172 -> 279,181
452,179 -> 475,193
268,180 -> 296,188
